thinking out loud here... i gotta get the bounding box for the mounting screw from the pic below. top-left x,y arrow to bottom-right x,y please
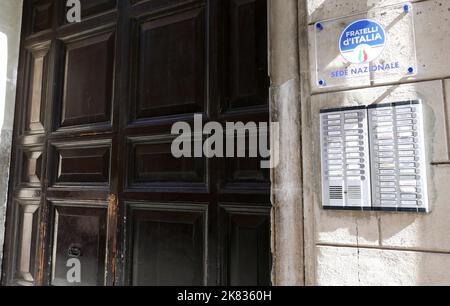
407,67 -> 415,74
403,4 -> 411,13
316,22 -> 324,31
319,79 -> 326,86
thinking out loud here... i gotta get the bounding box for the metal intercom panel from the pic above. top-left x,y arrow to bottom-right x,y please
320,101 -> 429,213
320,107 -> 372,210
368,101 -> 429,212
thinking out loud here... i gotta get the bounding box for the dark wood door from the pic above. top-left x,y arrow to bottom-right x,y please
2,0 -> 271,286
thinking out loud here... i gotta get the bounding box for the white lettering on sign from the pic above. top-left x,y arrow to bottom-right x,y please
339,19 -> 386,64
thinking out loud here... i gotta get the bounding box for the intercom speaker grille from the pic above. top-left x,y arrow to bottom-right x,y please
329,185 -> 343,199
347,185 -> 362,200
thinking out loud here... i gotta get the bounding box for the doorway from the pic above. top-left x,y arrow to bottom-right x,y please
2,0 -> 271,286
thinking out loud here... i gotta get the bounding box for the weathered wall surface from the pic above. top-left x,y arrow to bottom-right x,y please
302,0 -> 450,285
0,0 -> 23,276
269,0 -> 305,286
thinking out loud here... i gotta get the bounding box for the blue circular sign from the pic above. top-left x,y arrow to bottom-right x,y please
339,19 -> 386,64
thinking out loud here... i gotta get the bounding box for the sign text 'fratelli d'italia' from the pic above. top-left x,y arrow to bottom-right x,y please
314,3 -> 417,88
333,19 -> 399,78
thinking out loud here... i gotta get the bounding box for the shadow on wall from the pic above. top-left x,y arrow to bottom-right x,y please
308,0 -> 376,24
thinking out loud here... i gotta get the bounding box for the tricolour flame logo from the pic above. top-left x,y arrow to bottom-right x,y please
359,48 -> 369,63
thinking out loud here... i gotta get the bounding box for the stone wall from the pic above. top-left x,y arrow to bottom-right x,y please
301,0 -> 450,285
0,0 -> 23,277
269,0 -> 305,286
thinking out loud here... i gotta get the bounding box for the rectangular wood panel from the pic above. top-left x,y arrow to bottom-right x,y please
50,140 -> 111,187
30,0 -> 53,35
23,42 -> 50,135
18,149 -> 43,187
221,205 -> 271,286
59,30 -> 115,129
129,7 -> 205,120
126,203 -> 207,286
126,136 -> 206,190
12,201 -> 40,286
221,0 -> 269,111
221,133 -> 270,192
50,204 -> 107,286
224,156 -> 269,184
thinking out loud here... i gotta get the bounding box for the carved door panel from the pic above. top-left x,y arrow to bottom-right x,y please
2,0 -> 271,286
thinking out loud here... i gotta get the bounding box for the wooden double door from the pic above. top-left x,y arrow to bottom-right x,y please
2,0 -> 271,286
